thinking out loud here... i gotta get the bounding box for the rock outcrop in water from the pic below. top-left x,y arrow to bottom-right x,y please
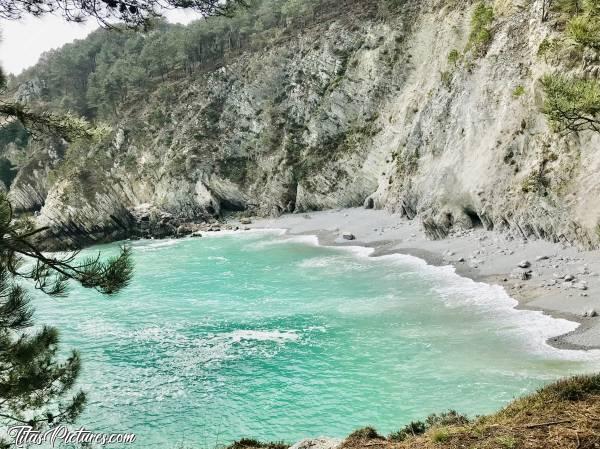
2,0 -> 600,249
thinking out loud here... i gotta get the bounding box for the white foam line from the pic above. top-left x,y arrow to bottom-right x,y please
255,228 -> 600,363
125,226 -> 600,363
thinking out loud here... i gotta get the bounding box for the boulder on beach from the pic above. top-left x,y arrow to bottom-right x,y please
240,217 -> 252,225
518,260 -> 531,268
342,232 -> 356,241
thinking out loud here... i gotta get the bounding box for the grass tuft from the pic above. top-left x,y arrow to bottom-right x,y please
512,85 -> 525,98
430,428 -> 451,444
227,439 -> 288,449
495,435 -> 517,448
347,427 -> 384,442
543,373 -> 600,401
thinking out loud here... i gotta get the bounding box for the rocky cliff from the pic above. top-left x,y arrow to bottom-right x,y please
3,0 -> 600,249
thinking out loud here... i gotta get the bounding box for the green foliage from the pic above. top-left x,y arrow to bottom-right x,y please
282,0 -> 317,22
440,70 -> 453,89
0,189 -> 134,438
0,103 -> 111,143
0,158 -> 17,189
388,421 -> 427,441
0,266 -> 86,443
567,14 -> 600,47
227,439 -> 289,449
521,169 -> 549,193
395,146 -> 419,176
389,411 -> 469,442
0,121 -> 29,149
547,0 -> 600,50
544,373 -> 600,400
512,85 -> 525,98
551,0 -> 583,19
425,410 -> 470,428
541,74 -> 600,133
347,426 -> 384,441
11,0 -> 368,123
467,2 -> 494,55
0,0 -> 244,29
431,428 -> 451,443
447,48 -> 461,66
537,38 -> 552,57
584,0 -> 600,15
0,191 -> 133,296
537,0 -> 600,133
440,50 -> 459,88
537,37 -> 563,61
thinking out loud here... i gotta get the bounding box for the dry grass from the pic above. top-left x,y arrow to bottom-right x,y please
340,374 -> 600,449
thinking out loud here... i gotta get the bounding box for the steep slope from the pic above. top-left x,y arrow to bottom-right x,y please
2,0 -> 600,249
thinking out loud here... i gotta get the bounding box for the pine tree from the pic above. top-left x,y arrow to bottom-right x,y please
0,266 -> 86,444
0,0 -> 245,29
0,189 -> 133,445
0,33 -> 133,442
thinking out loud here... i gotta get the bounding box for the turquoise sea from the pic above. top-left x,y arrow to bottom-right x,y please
32,231 -> 599,448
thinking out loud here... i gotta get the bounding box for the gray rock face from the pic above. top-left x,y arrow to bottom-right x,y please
7,0 -> 600,250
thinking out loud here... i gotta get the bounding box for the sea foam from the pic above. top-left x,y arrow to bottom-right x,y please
262,228 -> 600,364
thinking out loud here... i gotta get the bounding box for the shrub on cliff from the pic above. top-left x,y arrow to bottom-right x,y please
466,2 -> 494,55
388,421 -> 426,441
567,15 -> 600,48
541,74 -> 600,134
424,410 -> 470,428
347,427 -> 385,442
227,439 -> 289,449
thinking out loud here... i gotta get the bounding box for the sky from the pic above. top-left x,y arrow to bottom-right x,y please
0,10 -> 201,75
